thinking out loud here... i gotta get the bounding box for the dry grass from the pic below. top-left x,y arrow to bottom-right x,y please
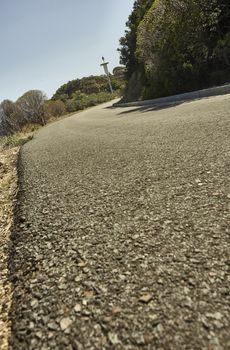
1,132 -> 34,150
0,147 -> 19,350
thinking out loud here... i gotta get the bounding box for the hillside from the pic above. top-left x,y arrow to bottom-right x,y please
52,73 -> 125,100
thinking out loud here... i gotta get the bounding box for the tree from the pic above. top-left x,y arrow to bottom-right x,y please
211,0 -> 230,69
0,107 -> 10,135
0,99 -> 24,133
118,0 -> 154,78
16,90 -> 47,125
136,0 -> 222,97
118,0 -> 154,100
113,66 -> 126,78
119,0 -> 230,100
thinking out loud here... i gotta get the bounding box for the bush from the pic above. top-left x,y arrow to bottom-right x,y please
0,100 -> 25,134
65,91 -> 118,112
16,90 -> 47,125
44,100 -> 66,119
65,99 -> 77,112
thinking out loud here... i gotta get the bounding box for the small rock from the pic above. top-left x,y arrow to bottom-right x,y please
98,285 -> 108,293
46,242 -> 52,249
201,316 -> 210,330
206,312 -> 223,320
188,278 -> 196,286
19,216 -> 26,223
183,287 -> 190,294
119,274 -> 126,281
139,293 -> 152,303
214,320 -> 224,329
133,333 -> 145,345
29,321 -> 35,329
30,299 -> 38,308
73,340 -> 83,350
184,296 -> 193,308
195,179 -> 201,183
103,316 -> 112,324
47,322 -> 58,330
58,284 -> 67,290
60,317 -> 72,331
48,332 -> 54,339
82,310 -> 91,316
35,331 -> 43,339
202,288 -> 210,295
74,304 -> 82,313
149,314 -> 160,326
75,276 -> 82,282
156,323 -> 164,333
112,306 -> 122,314
108,332 -> 120,345
83,290 -> 94,298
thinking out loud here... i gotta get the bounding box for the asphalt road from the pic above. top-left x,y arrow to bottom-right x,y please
10,95 -> 230,349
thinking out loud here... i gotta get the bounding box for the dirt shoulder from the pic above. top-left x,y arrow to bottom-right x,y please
0,146 -> 19,350
0,132 -> 33,350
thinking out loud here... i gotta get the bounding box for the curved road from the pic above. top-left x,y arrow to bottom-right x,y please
10,96 -> 230,349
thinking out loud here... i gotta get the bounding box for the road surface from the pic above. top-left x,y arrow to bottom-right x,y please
10,95 -> 230,349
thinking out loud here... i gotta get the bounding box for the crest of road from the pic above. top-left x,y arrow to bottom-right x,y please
10,96 -> 230,349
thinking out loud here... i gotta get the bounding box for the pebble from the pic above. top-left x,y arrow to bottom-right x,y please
60,317 -> 72,331
139,294 -> 152,303
74,304 -> 82,313
108,332 -> 120,345
47,322 -> 58,330
206,312 -> 223,320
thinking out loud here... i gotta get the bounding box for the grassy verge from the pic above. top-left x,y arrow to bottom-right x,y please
0,122 -> 41,150
1,133 -> 33,149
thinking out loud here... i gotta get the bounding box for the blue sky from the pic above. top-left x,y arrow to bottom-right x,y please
0,0 -> 134,102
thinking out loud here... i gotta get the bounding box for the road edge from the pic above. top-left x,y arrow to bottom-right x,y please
114,83 -> 230,107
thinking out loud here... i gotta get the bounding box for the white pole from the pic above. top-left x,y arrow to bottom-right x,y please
100,57 -> 113,93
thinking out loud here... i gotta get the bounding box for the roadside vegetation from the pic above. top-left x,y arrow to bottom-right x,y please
0,68 -> 125,137
0,143 -> 20,350
119,0 -> 230,101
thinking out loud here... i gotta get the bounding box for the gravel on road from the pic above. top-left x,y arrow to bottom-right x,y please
9,95 -> 230,349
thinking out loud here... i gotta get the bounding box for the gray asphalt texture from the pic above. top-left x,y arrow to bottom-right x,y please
10,96 -> 230,349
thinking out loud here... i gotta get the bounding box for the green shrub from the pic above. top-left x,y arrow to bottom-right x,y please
65,91 -> 118,112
